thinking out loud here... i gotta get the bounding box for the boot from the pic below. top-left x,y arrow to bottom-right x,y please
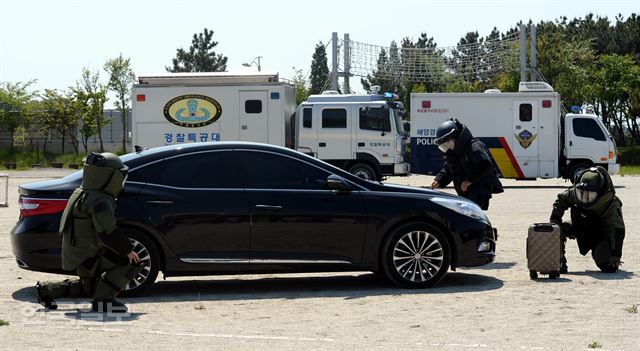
91,299 -> 128,313
35,282 -> 58,310
560,256 -> 568,274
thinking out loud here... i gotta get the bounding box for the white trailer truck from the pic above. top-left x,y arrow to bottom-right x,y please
410,82 -> 619,181
131,73 -> 410,180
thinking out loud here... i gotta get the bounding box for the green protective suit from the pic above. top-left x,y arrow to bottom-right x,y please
550,166 -> 625,272
40,153 -> 134,301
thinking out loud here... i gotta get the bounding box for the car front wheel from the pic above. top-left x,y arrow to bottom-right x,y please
381,222 -> 451,288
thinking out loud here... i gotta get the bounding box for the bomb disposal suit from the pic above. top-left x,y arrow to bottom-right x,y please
550,166 -> 625,273
37,152 -> 140,312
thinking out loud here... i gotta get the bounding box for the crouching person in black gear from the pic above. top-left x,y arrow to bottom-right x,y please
35,152 -> 143,313
431,118 -> 504,210
550,166 -> 625,273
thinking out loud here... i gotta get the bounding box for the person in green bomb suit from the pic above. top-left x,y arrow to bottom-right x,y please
36,152 -> 143,313
549,166 -> 625,273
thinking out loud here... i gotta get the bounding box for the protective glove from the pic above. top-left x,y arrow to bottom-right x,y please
608,256 -> 623,268
549,216 -> 562,225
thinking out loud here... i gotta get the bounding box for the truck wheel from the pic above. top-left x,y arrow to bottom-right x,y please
569,163 -> 590,183
349,163 -> 377,181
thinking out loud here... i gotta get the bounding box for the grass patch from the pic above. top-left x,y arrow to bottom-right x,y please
0,150 -> 84,170
0,319 -> 9,326
620,165 -> 640,175
625,304 -> 638,313
587,340 -> 602,349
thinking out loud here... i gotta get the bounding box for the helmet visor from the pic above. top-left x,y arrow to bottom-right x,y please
438,139 -> 455,153
576,188 -> 598,205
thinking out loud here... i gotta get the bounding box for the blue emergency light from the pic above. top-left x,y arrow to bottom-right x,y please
570,105 -> 582,113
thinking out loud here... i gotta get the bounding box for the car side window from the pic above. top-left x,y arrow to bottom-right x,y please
240,151 -> 329,190
128,151 -> 241,188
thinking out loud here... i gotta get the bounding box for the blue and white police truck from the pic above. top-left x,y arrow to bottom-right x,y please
410,82 -> 619,181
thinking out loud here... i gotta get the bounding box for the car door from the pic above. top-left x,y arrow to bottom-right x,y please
131,150 -> 251,263
238,149 -> 368,264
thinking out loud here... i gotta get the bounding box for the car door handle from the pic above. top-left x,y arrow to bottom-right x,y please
358,142 -> 365,147
255,204 -> 282,211
319,142 -> 326,147
146,200 -> 174,207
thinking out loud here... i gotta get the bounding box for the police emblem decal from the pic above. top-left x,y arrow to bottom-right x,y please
163,94 -> 222,128
514,129 -> 537,149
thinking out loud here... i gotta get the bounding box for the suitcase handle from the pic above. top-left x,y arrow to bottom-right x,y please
533,223 -> 555,232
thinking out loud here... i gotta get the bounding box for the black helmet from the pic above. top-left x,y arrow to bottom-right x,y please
434,119 -> 462,145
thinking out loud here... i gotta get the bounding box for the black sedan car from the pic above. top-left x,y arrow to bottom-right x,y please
11,142 -> 496,294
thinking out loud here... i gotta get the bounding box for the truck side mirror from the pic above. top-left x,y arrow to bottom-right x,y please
327,174 -> 351,192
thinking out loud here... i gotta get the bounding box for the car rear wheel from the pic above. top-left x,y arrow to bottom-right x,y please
120,229 -> 160,296
381,222 -> 451,288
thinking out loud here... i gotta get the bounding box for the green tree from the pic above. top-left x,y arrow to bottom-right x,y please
591,54 -> 640,145
291,67 -> 310,105
0,80 -> 36,150
77,68 -> 109,152
167,28 -> 228,72
309,42 -> 329,95
104,54 -> 136,153
41,89 -> 81,154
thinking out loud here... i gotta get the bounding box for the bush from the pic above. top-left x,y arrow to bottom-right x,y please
0,150 -> 84,169
618,146 -> 640,166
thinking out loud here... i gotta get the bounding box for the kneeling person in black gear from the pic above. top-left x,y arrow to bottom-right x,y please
36,152 -> 142,313
431,118 -> 503,210
550,166 -> 625,273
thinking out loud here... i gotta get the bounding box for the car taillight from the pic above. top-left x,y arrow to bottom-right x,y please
19,197 -> 68,217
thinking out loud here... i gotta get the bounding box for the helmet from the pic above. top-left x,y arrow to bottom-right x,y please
574,167 -> 605,206
434,119 -> 462,153
81,152 -> 129,196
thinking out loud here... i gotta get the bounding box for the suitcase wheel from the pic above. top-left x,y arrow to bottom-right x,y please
549,272 -> 560,279
529,270 -> 538,279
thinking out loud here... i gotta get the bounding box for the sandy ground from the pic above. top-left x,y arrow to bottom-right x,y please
0,169 -> 638,351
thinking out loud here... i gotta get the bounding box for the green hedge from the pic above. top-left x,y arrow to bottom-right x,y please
0,150 -> 84,170
618,146 -> 640,166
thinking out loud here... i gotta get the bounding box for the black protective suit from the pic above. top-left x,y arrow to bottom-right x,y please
433,125 -> 503,210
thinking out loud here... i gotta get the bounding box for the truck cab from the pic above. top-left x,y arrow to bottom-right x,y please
563,108 -> 619,181
296,90 -> 410,180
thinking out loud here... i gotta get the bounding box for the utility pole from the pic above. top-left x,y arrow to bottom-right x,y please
331,32 -> 338,91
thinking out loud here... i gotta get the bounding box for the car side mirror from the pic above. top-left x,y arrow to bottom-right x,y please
327,174 -> 351,192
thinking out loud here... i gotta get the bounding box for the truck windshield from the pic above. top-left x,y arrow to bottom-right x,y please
392,109 -> 407,136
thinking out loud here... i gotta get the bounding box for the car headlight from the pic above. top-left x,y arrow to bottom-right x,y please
431,196 -> 489,223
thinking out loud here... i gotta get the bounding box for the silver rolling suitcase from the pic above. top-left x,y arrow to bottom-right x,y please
527,223 -> 563,279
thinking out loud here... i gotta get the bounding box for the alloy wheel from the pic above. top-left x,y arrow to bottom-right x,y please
392,230 -> 444,283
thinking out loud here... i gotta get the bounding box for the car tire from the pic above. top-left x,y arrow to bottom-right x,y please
119,229 -> 160,296
569,163 -> 590,183
381,222 -> 451,288
349,163 -> 377,181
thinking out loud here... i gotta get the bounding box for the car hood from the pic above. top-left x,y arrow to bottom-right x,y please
375,182 -> 459,198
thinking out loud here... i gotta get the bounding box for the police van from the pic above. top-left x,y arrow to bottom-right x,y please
131,73 -> 410,180
410,82 -> 619,181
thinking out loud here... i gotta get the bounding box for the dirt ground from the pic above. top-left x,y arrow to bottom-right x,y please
0,169 -> 638,351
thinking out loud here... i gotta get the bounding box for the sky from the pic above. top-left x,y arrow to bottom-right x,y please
1,0 -> 638,106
